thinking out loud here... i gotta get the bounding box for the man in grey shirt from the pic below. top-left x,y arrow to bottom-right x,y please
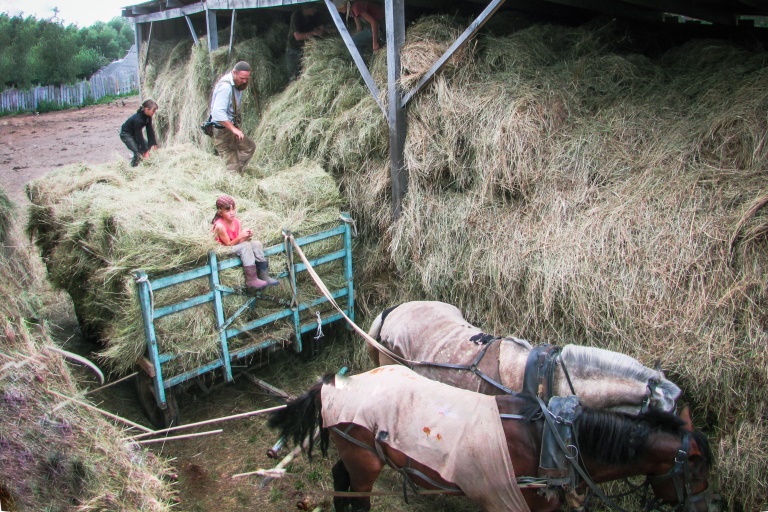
209,61 -> 256,172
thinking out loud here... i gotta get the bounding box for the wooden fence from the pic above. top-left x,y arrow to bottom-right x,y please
0,72 -> 138,113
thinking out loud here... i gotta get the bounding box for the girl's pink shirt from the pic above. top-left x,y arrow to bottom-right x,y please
213,217 -> 241,245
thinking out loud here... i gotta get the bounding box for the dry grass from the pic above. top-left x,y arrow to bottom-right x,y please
0,187 -> 175,510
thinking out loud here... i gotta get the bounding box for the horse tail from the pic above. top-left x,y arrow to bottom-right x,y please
367,312 -> 385,366
267,373 -> 334,460
366,304 -> 401,367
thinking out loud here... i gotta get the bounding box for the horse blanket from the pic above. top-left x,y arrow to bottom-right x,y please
322,365 -> 532,512
375,300 -> 530,395
373,301 -> 681,414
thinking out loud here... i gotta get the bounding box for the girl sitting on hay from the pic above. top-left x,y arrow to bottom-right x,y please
212,194 -> 279,291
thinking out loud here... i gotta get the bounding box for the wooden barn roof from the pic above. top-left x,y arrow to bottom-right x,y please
121,0 -> 768,27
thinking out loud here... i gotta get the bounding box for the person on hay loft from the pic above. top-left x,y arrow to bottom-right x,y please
334,0 -> 385,54
212,194 -> 279,291
208,61 -> 256,173
286,4 -> 328,81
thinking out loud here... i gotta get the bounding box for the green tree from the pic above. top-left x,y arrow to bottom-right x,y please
73,47 -> 107,79
0,13 -> 136,89
29,20 -> 79,85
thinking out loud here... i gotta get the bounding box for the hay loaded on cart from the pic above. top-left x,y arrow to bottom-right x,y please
26,149 -> 354,427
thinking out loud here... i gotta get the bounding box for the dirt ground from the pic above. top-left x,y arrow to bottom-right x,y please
0,99 -> 138,205
0,99 -> 459,512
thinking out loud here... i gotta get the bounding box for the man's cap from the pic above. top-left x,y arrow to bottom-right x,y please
233,61 -> 251,72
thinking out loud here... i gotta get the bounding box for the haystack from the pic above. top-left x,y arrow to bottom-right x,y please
248,16 -> 768,510
26,146 -> 344,376
0,187 -> 174,510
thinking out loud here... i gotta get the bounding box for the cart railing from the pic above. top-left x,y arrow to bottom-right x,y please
133,213 -> 355,412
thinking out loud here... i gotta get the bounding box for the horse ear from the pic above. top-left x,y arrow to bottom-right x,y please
679,405 -> 694,431
653,359 -> 662,372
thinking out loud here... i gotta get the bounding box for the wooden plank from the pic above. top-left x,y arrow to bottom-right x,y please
136,356 -> 156,377
541,0 -> 662,21
619,0 -> 736,25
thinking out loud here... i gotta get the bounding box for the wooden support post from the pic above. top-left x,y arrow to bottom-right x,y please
385,0 -> 407,220
185,15 -> 200,45
134,22 -> 144,98
228,9 -> 237,62
206,7 -> 219,51
142,21 -> 154,77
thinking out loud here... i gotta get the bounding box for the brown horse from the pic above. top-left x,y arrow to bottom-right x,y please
268,366 -> 716,512
368,301 -> 681,415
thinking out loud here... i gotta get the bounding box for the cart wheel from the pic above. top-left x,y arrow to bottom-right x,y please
135,372 -> 180,429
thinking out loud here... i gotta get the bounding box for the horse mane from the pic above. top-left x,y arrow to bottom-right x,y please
267,372 -> 335,460
561,344 -> 681,406
575,407 -> 711,467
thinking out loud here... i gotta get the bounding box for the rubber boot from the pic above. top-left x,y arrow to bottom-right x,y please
243,265 -> 268,290
256,261 -> 280,287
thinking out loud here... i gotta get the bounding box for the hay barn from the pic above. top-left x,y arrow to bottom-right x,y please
19,0 -> 768,510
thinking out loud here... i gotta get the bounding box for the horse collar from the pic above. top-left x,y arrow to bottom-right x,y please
523,344 -> 563,400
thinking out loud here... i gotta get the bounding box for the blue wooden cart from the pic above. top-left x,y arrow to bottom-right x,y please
132,213 -> 355,428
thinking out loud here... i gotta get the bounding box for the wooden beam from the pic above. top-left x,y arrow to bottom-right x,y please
618,0 -> 737,25
207,6 -> 219,50
386,0 -> 408,220
126,3 -> 204,22
229,9 -> 237,61
185,15 -> 200,45
323,0 -> 385,116
401,0 -> 506,108
539,0 -> 663,22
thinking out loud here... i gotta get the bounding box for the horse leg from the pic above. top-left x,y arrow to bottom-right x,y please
332,459 -> 353,512
332,427 -> 384,512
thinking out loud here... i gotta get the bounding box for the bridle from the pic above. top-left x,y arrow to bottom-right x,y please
642,431 -> 718,512
536,397 -> 718,512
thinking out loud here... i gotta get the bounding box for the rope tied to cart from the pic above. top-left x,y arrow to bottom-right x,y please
285,234 -> 419,368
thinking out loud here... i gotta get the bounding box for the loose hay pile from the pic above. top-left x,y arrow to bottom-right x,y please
0,187 -> 174,510
26,145 -> 344,376
249,17 -> 768,511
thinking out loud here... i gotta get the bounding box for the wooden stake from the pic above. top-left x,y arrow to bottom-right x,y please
127,404 -> 286,440
135,429 -> 223,445
47,389 -> 153,433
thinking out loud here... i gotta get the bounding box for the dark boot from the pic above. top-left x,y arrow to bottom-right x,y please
243,265 -> 268,290
256,261 -> 279,287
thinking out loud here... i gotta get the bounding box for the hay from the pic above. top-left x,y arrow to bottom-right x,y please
26,146 -> 344,375
251,16 -> 768,510
252,37 -> 387,172
0,187 -> 174,510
